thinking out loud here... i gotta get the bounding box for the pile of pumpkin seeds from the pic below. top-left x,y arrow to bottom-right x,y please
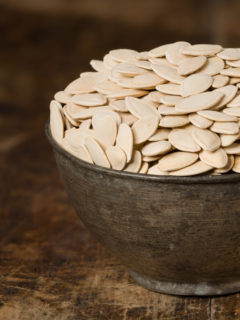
50,42 -> 240,176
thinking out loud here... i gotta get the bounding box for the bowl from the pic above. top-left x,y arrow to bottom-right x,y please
46,122 -> 240,296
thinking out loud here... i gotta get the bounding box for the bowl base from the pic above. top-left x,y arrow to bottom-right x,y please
129,270 -> 240,296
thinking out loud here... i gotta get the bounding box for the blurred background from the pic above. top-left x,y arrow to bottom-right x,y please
1,0 -> 240,144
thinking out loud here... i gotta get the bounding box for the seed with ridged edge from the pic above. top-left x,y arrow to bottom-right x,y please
141,140 -> 172,156
125,97 -> 158,118
71,93 -> 107,107
198,110 -> 238,122
189,113 -> 213,129
156,83 -> 181,95
124,150 -> 142,173
220,133 -> 240,147
92,115 -> 117,147
168,129 -> 201,152
223,107 -> 240,117
158,151 -> 198,172
211,122 -> 239,134
217,48 -> 240,60
175,91 -> 223,113
213,85 -> 238,109
148,43 -> 172,58
149,128 -> 171,141
109,48 -> 137,62
84,136 -> 110,168
180,73 -> 212,97
192,128 -> 220,151
200,148 -> 228,168
160,95 -> 182,105
151,64 -> 184,84
169,160 -> 213,176
165,41 -> 190,65
132,116 -> 159,144
232,155 -> 240,173
212,75 -> 229,88
106,145 -> 126,170
214,155 -> 234,173
178,56 -> 207,75
224,143 -> 240,154
148,164 -> 168,175
116,123 -> 133,162
139,162 -> 149,174
198,57 -> 224,76
50,100 -> 64,143
220,68 -> 240,77
181,44 -> 222,56
160,115 -> 189,128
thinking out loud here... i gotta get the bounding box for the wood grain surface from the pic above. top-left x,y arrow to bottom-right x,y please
0,4 -> 240,319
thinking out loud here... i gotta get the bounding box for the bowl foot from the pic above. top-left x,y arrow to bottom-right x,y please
129,270 -> 240,296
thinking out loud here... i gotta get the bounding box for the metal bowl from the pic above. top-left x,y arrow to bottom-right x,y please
46,123 -> 240,296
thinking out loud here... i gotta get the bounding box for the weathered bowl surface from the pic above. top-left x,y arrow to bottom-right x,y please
46,123 -> 240,296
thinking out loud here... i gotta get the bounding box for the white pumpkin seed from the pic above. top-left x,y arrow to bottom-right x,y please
178,56 -> 207,75
148,164 -> 168,175
180,73 -> 212,97
198,57 -> 224,76
198,110 -> 238,122
192,128 -> 220,151
160,115 -> 190,128
148,44 -> 172,58
212,75 -> 229,88
220,133 -> 240,147
71,93 -> 107,107
116,123 -> 133,162
125,97 -> 158,118
165,41 -> 190,65
175,91 -> 223,113
210,122 -> 239,134
223,107 -> 240,117
139,162 -> 149,174
181,44 -> 222,56
84,136 -> 110,168
151,64 -> 184,84
132,116 -> 159,144
124,150 -> 142,173
141,140 -> 172,156
149,128 -> 171,141
189,113 -> 213,129
217,48 -> 240,60
50,100 -> 64,143
168,129 -> 201,152
169,160 -> 213,175
224,143 -> 240,154
199,148 -> 228,168
214,155 -> 234,173
158,151 -> 198,172
232,155 -> 240,172
106,145 -> 126,170
156,83 -> 181,95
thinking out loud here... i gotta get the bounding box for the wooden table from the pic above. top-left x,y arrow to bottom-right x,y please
0,5 -> 240,319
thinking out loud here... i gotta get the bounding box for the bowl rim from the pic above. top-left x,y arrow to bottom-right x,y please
45,121 -> 240,184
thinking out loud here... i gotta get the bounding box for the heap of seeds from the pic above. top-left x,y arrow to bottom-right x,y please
50,42 -> 240,176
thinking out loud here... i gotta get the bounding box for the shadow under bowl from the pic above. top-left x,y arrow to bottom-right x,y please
46,122 -> 240,296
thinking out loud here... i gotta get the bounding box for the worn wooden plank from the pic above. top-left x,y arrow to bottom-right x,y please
211,295 -> 240,319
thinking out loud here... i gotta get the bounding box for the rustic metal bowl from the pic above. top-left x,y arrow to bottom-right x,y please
46,123 -> 240,296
